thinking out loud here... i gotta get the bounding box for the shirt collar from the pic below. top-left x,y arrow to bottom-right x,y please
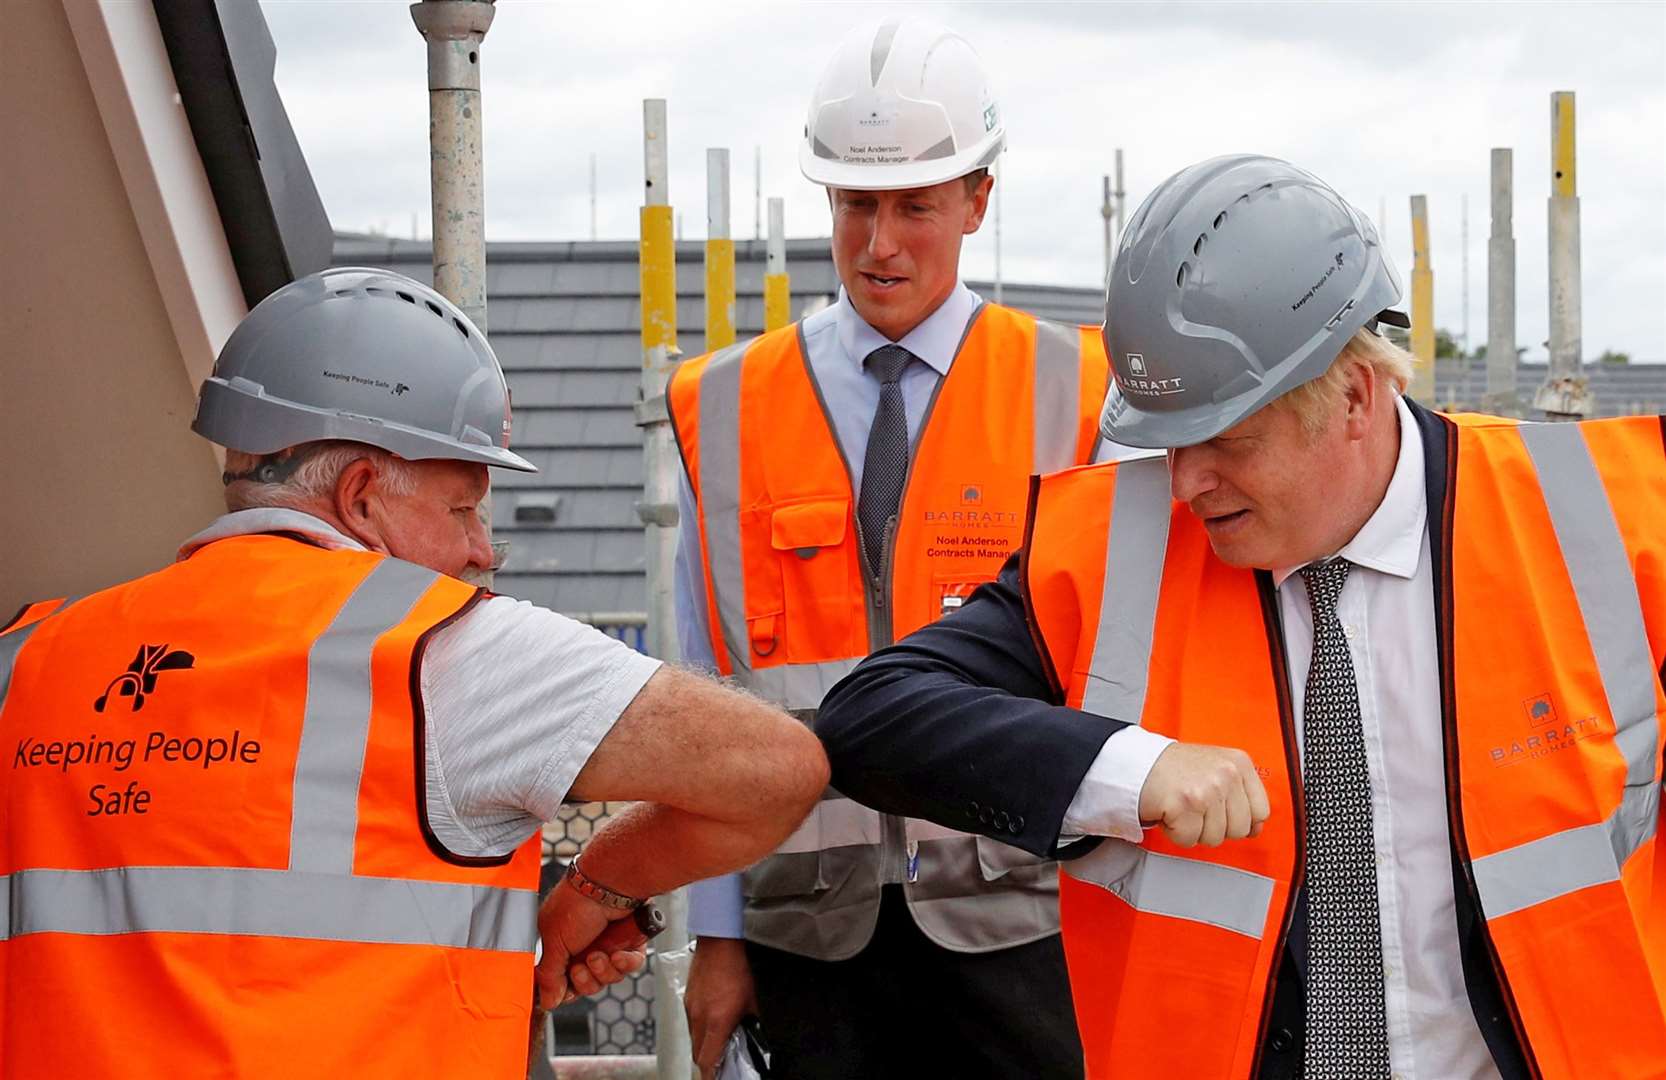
834,281 -> 981,377
178,508 -> 367,561
1273,395 -> 1426,586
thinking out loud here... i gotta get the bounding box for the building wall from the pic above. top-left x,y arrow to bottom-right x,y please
0,0 -> 227,616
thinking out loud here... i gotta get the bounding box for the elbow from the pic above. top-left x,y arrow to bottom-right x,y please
784,720 -> 831,816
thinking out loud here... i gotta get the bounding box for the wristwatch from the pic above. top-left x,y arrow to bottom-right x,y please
562,857 -> 646,911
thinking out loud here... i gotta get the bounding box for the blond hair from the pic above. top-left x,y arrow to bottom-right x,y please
1270,328 -> 1416,438
222,441 -> 418,513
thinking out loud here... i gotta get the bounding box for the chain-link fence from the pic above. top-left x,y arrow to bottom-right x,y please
543,804 -> 660,1056
546,617 -> 660,1058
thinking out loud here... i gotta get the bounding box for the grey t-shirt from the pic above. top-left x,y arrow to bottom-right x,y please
180,510 -> 662,858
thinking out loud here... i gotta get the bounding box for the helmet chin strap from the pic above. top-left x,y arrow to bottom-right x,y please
221,444 -> 321,487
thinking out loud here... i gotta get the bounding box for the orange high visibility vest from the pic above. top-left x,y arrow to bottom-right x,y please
669,302 -> 1109,960
1024,413 -> 1666,1079
0,535 -> 542,1078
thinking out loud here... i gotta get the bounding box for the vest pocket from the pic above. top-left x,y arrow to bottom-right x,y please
770,499 -> 856,659
975,835 -> 1056,883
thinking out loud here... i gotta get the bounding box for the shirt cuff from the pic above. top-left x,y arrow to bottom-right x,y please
687,872 -> 745,939
1060,726 -> 1175,842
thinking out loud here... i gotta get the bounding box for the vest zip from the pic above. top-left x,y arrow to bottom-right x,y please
866,514 -> 909,884
1429,418 -> 1541,1078
1248,571 -> 1306,1080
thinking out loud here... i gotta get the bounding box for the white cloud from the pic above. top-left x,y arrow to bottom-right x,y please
263,0 -> 1665,360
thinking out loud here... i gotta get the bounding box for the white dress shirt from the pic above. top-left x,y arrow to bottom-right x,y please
1067,397 -> 1499,1079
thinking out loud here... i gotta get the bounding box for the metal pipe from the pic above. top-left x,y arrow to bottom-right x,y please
634,98 -> 691,1080
1408,195 -> 1435,402
754,145 -> 762,242
764,196 -> 790,331
1113,149 -> 1125,245
1534,90 -> 1590,418
410,0 -> 498,582
705,148 -> 736,351
1485,148 -> 1518,416
1101,174 -> 1113,286
409,0 -> 493,332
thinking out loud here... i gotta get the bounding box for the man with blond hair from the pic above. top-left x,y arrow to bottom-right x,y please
817,155 -> 1666,1079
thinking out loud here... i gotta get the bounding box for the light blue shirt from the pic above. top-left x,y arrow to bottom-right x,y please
676,282 -> 983,937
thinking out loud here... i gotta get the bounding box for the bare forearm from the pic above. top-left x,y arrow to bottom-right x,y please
574,800 -> 798,900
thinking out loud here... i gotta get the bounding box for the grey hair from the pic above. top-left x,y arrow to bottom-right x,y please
222,441 -> 419,513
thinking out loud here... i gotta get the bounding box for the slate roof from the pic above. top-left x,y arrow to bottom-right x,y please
333,234 -> 1665,622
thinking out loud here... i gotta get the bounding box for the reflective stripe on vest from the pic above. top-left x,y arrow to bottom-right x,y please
0,558 -> 535,956
693,340 -> 752,682
2,865 -> 538,952
1080,456 -> 1171,720
1063,841 -> 1276,940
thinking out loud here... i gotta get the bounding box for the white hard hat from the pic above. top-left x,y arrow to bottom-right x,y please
799,16 -> 1005,191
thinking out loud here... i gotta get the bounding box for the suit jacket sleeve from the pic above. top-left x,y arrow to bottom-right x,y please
814,553 -> 1131,858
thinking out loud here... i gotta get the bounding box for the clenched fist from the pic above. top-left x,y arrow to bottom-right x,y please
1137,742 -> 1271,848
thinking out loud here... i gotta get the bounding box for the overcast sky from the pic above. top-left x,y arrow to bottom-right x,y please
262,0 -> 1666,362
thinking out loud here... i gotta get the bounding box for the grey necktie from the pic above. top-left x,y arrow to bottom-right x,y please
857,344 -> 917,578
1299,558 -> 1391,1078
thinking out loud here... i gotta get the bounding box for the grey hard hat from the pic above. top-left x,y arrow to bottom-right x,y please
193,266 -> 534,471
1098,154 -> 1409,449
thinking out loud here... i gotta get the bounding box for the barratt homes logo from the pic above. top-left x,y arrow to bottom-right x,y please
1122,353 -> 1185,398
961,484 -> 983,507
1489,691 -> 1606,767
94,645 -> 194,713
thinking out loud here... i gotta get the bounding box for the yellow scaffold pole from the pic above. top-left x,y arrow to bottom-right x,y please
635,97 -> 692,1080
1534,90 -> 1590,418
1409,194 -> 1435,402
764,196 -> 790,331
705,148 -> 736,351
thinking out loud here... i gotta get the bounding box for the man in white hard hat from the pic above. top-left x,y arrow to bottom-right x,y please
670,16 -> 1114,1078
0,268 -> 828,1077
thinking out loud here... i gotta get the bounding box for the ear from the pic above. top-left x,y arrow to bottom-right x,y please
332,457 -> 392,554
1341,359 -> 1379,442
962,173 -> 994,235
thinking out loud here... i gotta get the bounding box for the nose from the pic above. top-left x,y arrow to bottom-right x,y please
868,202 -> 902,262
467,514 -> 495,573
1167,446 -> 1218,505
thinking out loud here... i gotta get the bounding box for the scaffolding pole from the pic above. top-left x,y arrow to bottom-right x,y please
410,0 -> 499,580
1534,90 -> 1590,419
764,197 -> 790,331
634,98 -> 690,1080
1409,195 -> 1435,402
706,149 -> 736,351
1113,149 -> 1125,245
1101,174 -> 1113,285
1485,148 -> 1517,416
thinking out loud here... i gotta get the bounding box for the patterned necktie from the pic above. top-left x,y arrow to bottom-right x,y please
857,344 -> 917,578
1299,558 -> 1391,1078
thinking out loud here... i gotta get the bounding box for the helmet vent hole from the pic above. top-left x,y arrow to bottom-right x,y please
396,291 -> 416,304
1213,211 -> 1227,230
426,300 -> 445,319
1176,263 -> 1189,288
1193,234 -> 1207,257
453,317 -> 470,339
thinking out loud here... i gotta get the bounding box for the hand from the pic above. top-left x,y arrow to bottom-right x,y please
535,882 -> 648,1009
1137,742 -> 1271,848
685,936 -> 757,1080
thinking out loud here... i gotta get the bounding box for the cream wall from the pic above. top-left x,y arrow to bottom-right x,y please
1,1 -> 237,617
